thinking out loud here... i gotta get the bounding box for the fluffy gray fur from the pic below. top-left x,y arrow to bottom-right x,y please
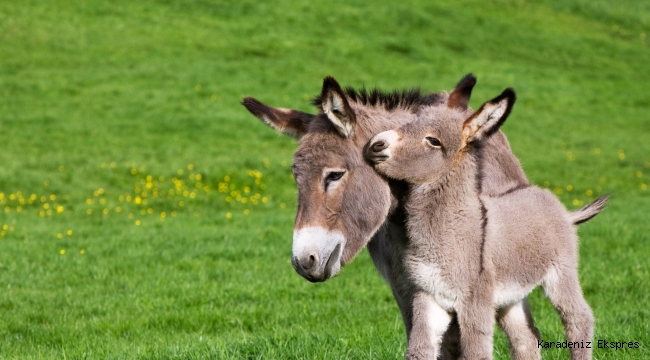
367,87 -> 607,360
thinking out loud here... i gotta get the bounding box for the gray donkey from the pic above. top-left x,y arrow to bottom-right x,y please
243,75 -> 540,359
243,75 -> 604,359
366,87 -> 607,360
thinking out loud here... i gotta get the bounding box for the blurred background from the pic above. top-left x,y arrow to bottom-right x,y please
0,0 -> 648,358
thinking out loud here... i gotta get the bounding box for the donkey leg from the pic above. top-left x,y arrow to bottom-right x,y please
542,268 -> 594,360
457,285 -> 496,360
406,291 -> 453,360
497,298 -> 541,360
367,230 -> 460,359
440,315 -> 462,360
393,285 -> 460,359
367,229 -> 415,334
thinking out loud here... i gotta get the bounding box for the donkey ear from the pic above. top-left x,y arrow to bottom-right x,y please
242,97 -> 315,139
447,73 -> 477,110
462,88 -> 516,144
319,76 -> 356,138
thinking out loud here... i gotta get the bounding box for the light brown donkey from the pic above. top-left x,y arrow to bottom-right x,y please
242,75 -> 595,359
366,87 -> 608,360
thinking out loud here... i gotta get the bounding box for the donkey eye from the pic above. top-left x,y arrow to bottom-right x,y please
426,137 -> 441,147
325,171 -> 345,189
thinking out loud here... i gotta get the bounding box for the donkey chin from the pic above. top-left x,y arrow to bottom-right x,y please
291,227 -> 346,282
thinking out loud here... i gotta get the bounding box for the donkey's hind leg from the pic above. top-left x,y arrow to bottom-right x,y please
497,298 -> 541,360
542,267 -> 594,360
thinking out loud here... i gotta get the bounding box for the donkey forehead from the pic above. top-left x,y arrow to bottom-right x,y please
400,107 -> 467,138
294,132 -> 359,170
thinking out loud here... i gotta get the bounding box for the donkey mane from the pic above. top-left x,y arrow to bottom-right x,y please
312,86 -> 445,112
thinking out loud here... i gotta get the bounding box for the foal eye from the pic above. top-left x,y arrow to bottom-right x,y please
325,171 -> 346,189
426,136 -> 442,147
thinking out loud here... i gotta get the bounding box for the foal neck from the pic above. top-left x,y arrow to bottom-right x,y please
409,149 -> 480,209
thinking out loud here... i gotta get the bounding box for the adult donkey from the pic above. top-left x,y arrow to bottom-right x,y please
242,75 -> 540,359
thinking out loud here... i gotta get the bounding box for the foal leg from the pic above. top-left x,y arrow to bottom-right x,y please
497,298 -> 541,360
368,228 -> 460,359
457,280 -> 496,360
407,291 -> 453,360
542,267 -> 594,360
390,281 -> 460,359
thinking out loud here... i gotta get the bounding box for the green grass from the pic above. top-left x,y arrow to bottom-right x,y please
1,0 -> 649,358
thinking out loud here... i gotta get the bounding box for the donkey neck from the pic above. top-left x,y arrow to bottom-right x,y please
412,150 -> 479,205
405,148 -> 483,249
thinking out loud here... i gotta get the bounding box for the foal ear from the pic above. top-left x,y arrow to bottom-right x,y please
242,97 -> 315,139
462,88 -> 516,144
319,76 -> 356,138
447,73 -> 477,110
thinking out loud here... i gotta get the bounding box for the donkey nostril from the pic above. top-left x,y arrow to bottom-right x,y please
371,140 -> 387,153
300,253 -> 319,271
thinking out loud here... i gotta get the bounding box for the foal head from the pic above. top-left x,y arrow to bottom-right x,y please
367,87 -> 517,185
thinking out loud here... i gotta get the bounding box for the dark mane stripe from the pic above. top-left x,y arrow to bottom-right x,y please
312,86 -> 445,111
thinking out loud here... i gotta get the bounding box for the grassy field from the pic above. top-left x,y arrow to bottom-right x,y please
1,0 -> 649,358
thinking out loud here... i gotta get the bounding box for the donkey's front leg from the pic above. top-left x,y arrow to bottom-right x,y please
406,291 -> 453,360
497,298 -> 541,360
368,229 -> 460,359
457,284 -> 496,360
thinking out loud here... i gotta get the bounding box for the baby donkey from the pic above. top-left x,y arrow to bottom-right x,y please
366,88 -> 607,360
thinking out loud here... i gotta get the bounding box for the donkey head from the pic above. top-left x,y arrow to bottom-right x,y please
367,84 -> 516,185
243,77 -> 407,282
